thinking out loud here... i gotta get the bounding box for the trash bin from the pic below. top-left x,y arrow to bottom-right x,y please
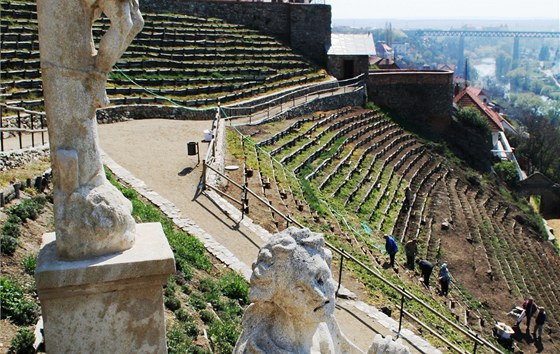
187,142 -> 198,156
203,129 -> 213,142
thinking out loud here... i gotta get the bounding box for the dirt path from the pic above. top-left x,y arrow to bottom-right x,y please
98,119 -> 265,268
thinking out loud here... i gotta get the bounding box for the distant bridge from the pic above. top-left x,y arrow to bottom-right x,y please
411,30 -> 560,71
413,30 -> 560,39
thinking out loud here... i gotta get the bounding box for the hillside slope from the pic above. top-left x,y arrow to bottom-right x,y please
225,105 -> 560,353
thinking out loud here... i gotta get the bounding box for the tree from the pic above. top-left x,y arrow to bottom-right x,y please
539,46 -> 550,61
495,52 -> 511,82
456,106 -> 490,134
510,93 -> 545,119
517,113 -> 560,182
494,161 -> 519,187
466,57 -> 479,82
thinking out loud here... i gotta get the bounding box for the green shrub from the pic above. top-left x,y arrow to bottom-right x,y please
2,221 -> 21,239
218,272 -> 249,305
21,255 -> 37,275
208,319 -> 239,354
456,107 -> 491,134
165,296 -> 181,312
8,327 -> 35,354
199,278 -> 219,294
167,323 -> 192,354
494,161 -> 519,187
164,278 -> 181,311
0,278 -> 39,326
364,101 -> 376,110
188,294 -> 207,311
220,299 -> 244,321
121,188 -> 138,200
174,308 -> 190,322
7,198 -> 43,221
1,236 -> 19,256
199,309 -> 215,324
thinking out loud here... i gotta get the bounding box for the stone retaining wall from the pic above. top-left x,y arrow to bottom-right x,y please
0,145 -> 49,171
367,70 -> 453,133
96,105 -> 216,124
139,0 -> 331,66
258,85 -> 366,124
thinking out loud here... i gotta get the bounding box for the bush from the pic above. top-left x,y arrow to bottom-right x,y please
208,319 -> 239,354
494,161 -> 519,187
218,272 -> 249,305
7,198 -> 42,221
199,309 -> 215,324
2,221 -> 21,239
0,278 -> 39,326
8,327 -> 35,354
188,294 -> 207,311
21,255 -> 37,275
167,323 -> 192,354
456,107 -> 491,134
1,236 -> 19,256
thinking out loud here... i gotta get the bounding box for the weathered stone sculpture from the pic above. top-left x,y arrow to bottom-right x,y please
36,0 -> 143,259
35,2 -> 175,353
234,227 -> 411,354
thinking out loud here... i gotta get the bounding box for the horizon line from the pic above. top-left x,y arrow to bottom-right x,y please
332,17 -> 560,21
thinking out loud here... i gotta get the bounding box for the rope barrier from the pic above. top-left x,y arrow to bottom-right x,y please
112,65 -> 212,111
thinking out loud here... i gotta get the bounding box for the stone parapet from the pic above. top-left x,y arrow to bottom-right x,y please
35,222 -> 175,354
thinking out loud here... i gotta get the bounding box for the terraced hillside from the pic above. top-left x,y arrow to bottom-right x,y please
0,0 -> 328,114
225,105 -> 560,352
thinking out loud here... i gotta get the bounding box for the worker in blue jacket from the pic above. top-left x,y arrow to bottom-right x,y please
384,234 -> 399,268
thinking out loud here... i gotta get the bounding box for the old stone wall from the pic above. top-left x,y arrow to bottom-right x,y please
139,0 -> 331,66
328,56 -> 369,80
96,105 -> 216,124
367,70 -> 453,133
0,145 -> 49,171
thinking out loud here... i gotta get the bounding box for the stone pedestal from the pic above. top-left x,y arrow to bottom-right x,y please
35,223 -> 175,354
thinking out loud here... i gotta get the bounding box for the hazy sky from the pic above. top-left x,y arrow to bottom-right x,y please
328,0 -> 560,20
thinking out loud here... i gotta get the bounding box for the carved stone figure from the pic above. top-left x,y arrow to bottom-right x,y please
36,0 -> 144,259
234,227 -> 411,354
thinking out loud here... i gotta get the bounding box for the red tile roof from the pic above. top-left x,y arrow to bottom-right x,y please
454,86 -> 503,131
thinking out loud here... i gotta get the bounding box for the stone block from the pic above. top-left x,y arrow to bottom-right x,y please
35,222 -> 175,354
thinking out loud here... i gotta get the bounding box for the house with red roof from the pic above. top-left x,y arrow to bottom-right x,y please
454,86 -> 523,178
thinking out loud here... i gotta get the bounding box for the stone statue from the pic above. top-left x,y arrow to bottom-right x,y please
234,227 -> 411,354
36,0 -> 144,259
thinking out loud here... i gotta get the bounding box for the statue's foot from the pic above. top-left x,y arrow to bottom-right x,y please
55,181 -> 135,259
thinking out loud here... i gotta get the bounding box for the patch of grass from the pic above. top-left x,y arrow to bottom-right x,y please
218,272 -> 249,305
0,158 -> 50,188
0,277 -> 39,326
9,327 -> 35,354
21,255 -> 37,275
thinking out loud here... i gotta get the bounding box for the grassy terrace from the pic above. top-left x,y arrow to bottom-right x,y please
0,0 -> 328,113
228,107 -> 484,351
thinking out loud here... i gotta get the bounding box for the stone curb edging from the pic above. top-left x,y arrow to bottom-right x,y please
100,150 -> 252,280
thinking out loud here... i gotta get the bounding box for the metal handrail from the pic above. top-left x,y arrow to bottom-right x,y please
222,74 -> 365,120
